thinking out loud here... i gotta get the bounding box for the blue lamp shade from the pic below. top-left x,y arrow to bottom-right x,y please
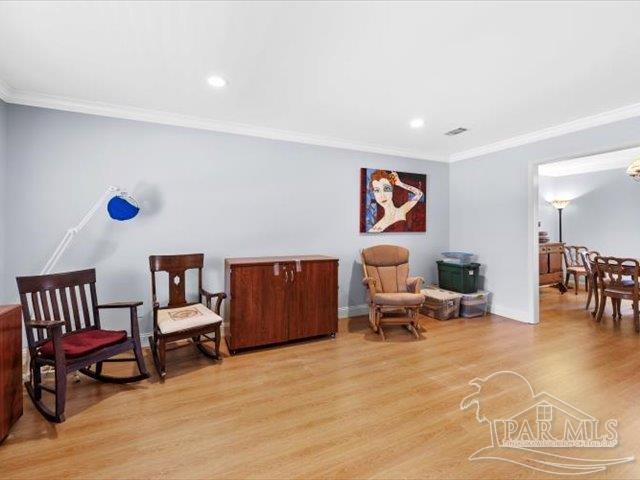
107,193 -> 140,221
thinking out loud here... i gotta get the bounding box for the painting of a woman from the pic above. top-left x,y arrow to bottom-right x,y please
360,168 -> 426,233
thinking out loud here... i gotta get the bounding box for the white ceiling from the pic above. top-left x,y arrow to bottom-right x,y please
1,1 -> 640,162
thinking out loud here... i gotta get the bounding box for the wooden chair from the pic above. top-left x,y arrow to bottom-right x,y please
149,253 -> 226,378
16,269 -> 149,423
361,245 -> 425,340
563,245 -> 588,294
594,256 -> 640,331
580,250 -> 601,315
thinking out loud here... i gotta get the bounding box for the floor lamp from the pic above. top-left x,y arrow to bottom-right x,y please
550,199 -> 570,243
40,185 -> 140,276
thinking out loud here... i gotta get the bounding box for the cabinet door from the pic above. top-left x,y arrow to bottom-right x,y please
287,261 -> 338,340
229,264 -> 288,349
549,252 -> 563,274
539,253 -> 549,274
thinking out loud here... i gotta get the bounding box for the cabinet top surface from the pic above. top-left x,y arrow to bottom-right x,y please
0,305 -> 21,316
225,255 -> 338,266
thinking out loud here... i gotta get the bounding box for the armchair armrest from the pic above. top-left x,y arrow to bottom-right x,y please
96,301 -> 143,309
406,276 -> 424,294
96,302 -> 143,339
26,319 -> 65,329
200,288 -> 227,314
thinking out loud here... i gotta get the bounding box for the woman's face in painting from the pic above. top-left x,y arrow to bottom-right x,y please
372,178 -> 393,206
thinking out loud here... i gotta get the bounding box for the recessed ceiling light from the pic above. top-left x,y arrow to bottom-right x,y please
409,118 -> 425,129
207,75 -> 227,88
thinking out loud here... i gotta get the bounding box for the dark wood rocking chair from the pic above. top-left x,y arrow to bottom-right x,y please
149,254 -> 226,379
17,269 -> 149,423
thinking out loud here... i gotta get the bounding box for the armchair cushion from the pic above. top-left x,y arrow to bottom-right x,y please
362,245 -> 411,293
373,292 -> 425,307
157,303 -> 222,334
39,329 -> 128,359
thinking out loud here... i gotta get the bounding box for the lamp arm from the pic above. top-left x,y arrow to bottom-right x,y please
39,185 -> 121,276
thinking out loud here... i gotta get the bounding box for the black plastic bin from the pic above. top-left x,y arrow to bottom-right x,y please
437,261 -> 480,294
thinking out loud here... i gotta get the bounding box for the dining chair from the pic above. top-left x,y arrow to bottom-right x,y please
563,245 -> 589,295
149,253 -> 226,379
594,256 -> 639,331
580,250 -> 600,315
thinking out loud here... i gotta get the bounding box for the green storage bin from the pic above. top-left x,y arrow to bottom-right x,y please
437,261 -> 480,294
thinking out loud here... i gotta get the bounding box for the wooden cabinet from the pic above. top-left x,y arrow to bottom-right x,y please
0,305 -> 22,443
539,242 -> 566,292
224,256 -> 338,353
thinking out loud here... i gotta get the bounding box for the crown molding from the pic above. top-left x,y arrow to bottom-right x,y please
5,77 -> 640,164
449,101 -> 640,162
0,85 -> 447,162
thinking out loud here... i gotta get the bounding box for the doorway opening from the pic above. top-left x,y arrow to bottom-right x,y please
532,146 -> 640,325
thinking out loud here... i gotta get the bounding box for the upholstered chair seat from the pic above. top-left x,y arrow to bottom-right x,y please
39,329 -> 128,359
157,303 -> 222,335
361,245 -> 425,340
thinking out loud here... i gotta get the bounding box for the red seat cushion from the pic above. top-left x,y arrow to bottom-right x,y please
39,329 -> 128,359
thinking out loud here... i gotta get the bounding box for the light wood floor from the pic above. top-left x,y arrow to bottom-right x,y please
2,289 -> 640,479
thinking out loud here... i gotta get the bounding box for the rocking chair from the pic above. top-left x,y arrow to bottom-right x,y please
17,269 -> 149,423
361,245 -> 425,340
149,253 -> 226,379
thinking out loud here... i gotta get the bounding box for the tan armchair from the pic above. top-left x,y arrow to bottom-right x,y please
361,245 -> 425,340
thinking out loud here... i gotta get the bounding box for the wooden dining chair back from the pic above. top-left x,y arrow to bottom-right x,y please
17,269 -> 149,423
594,256 -> 640,331
149,253 -> 226,378
563,245 -> 588,294
580,250 -> 600,314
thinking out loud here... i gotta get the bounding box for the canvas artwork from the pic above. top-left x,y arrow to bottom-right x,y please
360,168 -> 426,233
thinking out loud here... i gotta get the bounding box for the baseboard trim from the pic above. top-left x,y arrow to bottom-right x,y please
489,304 -> 532,324
338,304 -> 369,319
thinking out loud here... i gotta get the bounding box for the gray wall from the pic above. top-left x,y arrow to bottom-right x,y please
0,100 -> 6,302
4,104 -> 449,334
539,169 -> 640,257
449,115 -> 640,323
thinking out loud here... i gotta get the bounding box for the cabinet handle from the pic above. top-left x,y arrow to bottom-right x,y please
290,271 -> 295,282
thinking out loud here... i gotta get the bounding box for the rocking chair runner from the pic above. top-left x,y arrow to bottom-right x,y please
149,253 -> 226,378
17,269 -> 149,423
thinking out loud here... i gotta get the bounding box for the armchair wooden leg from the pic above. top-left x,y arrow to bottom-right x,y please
585,278 -> 593,310
32,362 -> 42,401
150,334 -> 166,379
158,338 -> 167,378
214,325 -> 221,358
596,293 -> 606,323
574,273 -> 579,295
54,364 -> 67,422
